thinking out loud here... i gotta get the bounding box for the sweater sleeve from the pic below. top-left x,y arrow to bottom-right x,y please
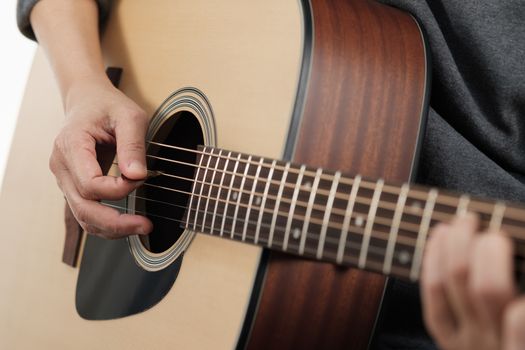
16,0 -> 113,41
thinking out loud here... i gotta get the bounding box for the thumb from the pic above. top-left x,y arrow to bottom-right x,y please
114,109 -> 148,180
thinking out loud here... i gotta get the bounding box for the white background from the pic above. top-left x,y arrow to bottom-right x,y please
0,0 -> 37,188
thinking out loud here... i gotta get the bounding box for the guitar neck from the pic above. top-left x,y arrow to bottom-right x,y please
183,146 -> 525,281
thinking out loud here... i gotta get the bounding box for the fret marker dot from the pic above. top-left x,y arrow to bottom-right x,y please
355,215 -> 364,227
232,192 -> 238,200
255,197 -> 262,205
397,250 -> 411,265
303,181 -> 312,190
292,228 -> 301,239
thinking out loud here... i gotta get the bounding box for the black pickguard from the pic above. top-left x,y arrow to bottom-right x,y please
76,221 -> 182,320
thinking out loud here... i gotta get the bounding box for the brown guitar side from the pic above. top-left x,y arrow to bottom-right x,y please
246,1 -> 429,349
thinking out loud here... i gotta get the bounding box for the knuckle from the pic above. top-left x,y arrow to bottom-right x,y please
84,224 -> 98,235
74,206 -> 88,224
104,223 -> 122,239
48,153 -> 59,175
122,140 -> 145,153
50,139 -> 66,173
123,107 -> 147,123
53,134 -> 66,153
448,261 -> 469,282
470,280 -> 511,304
77,187 -> 92,200
132,107 -> 147,120
76,179 -> 94,199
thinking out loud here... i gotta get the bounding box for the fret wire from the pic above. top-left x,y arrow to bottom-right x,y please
410,189 -> 438,281
242,158 -> 264,241
383,183 -> 410,275
126,191 -> 403,274
220,153 -> 242,237
231,155 -> 252,239
201,149 -> 222,232
456,194 -> 470,216
185,205 -> 385,261
337,175 -> 361,264
359,179 -> 384,269
193,146 -> 212,230
210,151 -> 232,236
255,160 -> 276,244
317,171 -> 341,259
283,165 -> 306,251
489,201 -> 506,233
300,168 -> 323,255
146,146 -> 525,220
268,162 -> 290,248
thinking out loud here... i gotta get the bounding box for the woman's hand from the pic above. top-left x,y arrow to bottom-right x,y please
422,213 -> 525,350
49,76 -> 153,238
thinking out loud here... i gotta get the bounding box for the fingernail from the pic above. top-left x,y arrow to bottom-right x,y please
137,227 -> 147,235
128,161 -> 146,173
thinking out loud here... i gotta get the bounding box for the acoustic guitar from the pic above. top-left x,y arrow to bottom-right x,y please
3,0 -> 524,349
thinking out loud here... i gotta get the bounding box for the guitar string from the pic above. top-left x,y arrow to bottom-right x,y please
148,142 -> 454,202
109,156 -> 525,234
106,183 -> 525,263
142,167 -> 525,234
101,199 -> 525,272
139,181 -> 525,245
142,151 -> 525,223
128,194 -> 525,259
104,200 -> 413,277
146,141 -> 525,217
129,193 -> 419,247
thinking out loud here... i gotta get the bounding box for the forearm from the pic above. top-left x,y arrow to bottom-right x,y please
30,0 -> 107,105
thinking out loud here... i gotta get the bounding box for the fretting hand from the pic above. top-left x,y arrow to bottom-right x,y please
422,213 -> 525,350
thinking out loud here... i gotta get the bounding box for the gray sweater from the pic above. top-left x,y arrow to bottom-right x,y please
17,0 -> 111,40
17,1 -> 525,349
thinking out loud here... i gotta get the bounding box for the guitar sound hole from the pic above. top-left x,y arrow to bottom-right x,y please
135,111 -> 204,253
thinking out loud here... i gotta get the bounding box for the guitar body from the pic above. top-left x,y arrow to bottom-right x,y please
0,0 -> 428,349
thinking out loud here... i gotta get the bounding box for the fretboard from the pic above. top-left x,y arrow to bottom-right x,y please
183,146 -> 525,281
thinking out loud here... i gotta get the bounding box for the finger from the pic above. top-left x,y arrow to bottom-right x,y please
114,108 -> 148,180
444,212 -> 478,322
422,223 -> 457,343
469,232 -> 516,328
59,167 -> 152,238
60,130 -> 141,200
78,201 -> 153,238
503,298 -> 525,350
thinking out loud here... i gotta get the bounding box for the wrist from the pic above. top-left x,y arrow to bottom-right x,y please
63,73 -> 114,113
